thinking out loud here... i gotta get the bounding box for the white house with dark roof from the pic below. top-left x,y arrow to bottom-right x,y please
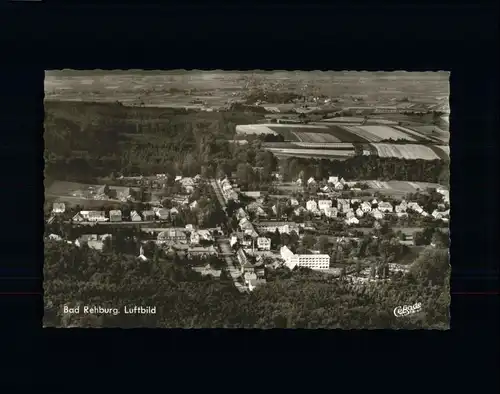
328,176 -> 339,184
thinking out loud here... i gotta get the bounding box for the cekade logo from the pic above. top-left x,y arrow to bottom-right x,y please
393,302 -> 422,317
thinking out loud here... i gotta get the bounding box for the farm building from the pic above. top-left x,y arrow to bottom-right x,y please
52,203 -> 66,214
109,210 -> 122,222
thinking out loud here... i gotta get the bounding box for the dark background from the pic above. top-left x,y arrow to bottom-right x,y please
1,0 -> 498,384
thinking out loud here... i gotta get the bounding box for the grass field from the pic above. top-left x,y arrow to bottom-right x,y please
46,196 -> 124,208
46,180 -> 140,202
361,180 -> 443,196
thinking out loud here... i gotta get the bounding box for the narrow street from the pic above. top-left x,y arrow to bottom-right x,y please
210,179 -> 248,293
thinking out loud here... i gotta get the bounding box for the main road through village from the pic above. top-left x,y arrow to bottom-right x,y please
210,179 -> 248,293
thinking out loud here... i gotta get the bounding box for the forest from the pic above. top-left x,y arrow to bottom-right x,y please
44,101 -> 449,187
44,240 -> 450,329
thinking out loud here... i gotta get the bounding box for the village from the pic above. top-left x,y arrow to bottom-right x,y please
45,170 -> 450,294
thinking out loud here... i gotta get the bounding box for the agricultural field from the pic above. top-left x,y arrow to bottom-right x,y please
47,196 -> 123,208
45,180 -> 140,200
262,142 -> 355,150
292,142 -> 355,149
357,125 -> 418,142
391,125 -> 435,142
429,145 -> 450,161
318,117 -> 365,124
408,126 -> 450,143
270,148 -> 355,160
292,131 -> 341,143
235,124 -> 278,135
365,180 -> 442,194
321,125 -> 370,143
371,144 -> 442,160
45,181 -> 92,196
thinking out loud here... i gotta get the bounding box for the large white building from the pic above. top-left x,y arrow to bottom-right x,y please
280,246 -> 330,271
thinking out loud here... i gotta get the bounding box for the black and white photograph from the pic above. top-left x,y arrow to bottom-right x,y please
43,70 -> 450,329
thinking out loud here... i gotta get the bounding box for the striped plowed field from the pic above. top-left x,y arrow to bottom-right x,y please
293,142 -> 355,149
371,144 -> 441,160
357,125 -> 417,142
321,125 -> 371,143
262,142 -> 299,149
292,131 -> 342,143
342,125 -> 382,142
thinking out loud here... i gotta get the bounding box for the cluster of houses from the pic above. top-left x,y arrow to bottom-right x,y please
235,248 -> 267,291
70,206 -> 186,223
116,174 -> 202,192
173,175 -> 202,194
218,178 -> 239,202
243,191 -> 450,227
70,185 -> 138,202
296,176 -> 357,192
47,232 -> 113,252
